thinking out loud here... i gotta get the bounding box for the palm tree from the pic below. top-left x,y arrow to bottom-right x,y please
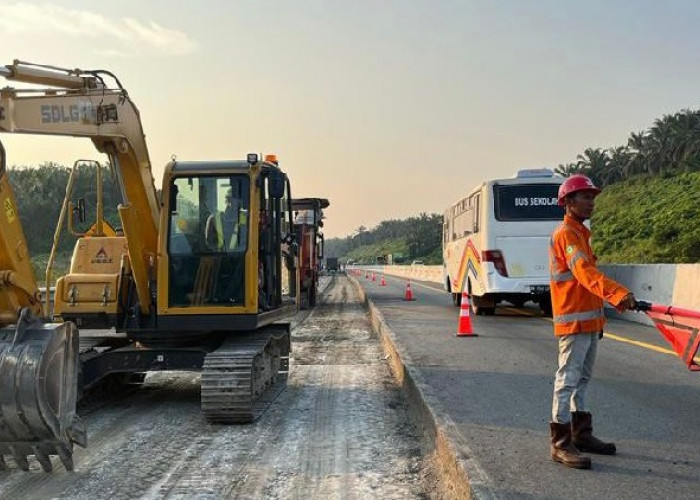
353,225 -> 367,248
576,148 -> 609,186
554,163 -> 583,177
606,146 -> 630,182
626,131 -> 648,177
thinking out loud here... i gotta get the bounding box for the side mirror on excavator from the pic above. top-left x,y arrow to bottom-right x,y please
75,198 -> 86,223
168,184 -> 179,213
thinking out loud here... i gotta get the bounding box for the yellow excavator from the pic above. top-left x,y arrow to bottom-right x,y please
0,60 -> 298,471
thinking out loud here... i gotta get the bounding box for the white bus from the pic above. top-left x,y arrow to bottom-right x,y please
442,168 -> 565,315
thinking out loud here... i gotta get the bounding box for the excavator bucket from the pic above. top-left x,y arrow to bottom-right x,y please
636,301 -> 700,372
0,312 -> 86,471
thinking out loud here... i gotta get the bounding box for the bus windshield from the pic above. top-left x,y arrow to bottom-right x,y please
493,183 -> 564,221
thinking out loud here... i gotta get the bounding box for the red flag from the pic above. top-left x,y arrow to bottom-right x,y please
641,303 -> 700,371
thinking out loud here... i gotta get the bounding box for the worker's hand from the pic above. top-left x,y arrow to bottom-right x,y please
616,293 -> 637,312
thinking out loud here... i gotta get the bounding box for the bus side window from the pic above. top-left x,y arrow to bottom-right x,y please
472,194 -> 480,233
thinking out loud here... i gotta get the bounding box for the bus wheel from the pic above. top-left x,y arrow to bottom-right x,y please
474,306 -> 495,316
452,293 -> 461,307
539,297 -> 553,317
509,298 -> 525,308
470,291 -> 495,315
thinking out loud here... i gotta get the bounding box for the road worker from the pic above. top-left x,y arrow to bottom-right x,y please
205,188 -> 246,251
548,174 -> 637,470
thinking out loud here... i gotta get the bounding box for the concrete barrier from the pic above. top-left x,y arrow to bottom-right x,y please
362,263 -> 700,324
369,265 -> 444,285
600,263 -> 700,325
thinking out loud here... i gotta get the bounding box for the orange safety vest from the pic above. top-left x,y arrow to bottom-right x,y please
549,215 -> 629,336
213,211 -> 239,250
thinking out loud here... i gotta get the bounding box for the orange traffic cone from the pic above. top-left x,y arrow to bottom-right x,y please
380,275 -> 387,286
403,280 -> 415,301
457,291 -> 476,337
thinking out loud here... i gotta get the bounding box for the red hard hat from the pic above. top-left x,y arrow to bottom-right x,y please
557,174 -> 602,206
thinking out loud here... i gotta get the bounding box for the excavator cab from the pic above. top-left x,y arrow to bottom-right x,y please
158,156 -> 298,327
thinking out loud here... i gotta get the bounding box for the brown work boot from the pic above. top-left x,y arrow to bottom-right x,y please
550,422 -> 592,469
571,411 -> 616,455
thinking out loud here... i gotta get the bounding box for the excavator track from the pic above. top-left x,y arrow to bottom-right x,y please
201,325 -> 290,423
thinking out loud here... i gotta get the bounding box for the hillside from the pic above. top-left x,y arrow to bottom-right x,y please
592,172 -> 700,263
325,213 -> 442,265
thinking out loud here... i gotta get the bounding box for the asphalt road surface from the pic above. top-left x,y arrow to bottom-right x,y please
356,271 -> 700,499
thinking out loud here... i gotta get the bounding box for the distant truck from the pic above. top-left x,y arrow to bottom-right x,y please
326,257 -> 340,272
292,198 -> 330,309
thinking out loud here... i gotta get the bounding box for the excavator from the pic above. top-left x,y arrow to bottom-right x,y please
0,60 -> 298,471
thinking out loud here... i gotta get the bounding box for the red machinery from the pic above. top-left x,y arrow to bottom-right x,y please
292,198 -> 329,309
636,301 -> 700,371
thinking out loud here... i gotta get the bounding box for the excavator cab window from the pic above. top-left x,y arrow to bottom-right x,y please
167,174 -> 250,307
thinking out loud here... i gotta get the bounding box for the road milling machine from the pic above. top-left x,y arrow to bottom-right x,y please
0,61 -> 298,471
291,198 -> 329,309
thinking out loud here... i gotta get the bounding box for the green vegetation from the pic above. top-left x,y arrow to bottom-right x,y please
555,108 -> 700,264
555,109 -> 700,187
592,172 -> 700,263
325,214 -> 442,265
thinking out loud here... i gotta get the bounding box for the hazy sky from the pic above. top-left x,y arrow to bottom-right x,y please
2,1 -> 699,237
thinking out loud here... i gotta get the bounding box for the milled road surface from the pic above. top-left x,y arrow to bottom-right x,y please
0,276 -> 435,499
358,271 -> 700,499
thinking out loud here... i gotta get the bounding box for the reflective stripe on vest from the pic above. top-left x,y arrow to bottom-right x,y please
568,250 -> 587,269
553,308 -> 604,324
214,212 -> 238,249
551,270 -> 574,282
550,236 -> 574,282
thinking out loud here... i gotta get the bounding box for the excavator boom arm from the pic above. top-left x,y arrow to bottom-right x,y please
0,142 -> 42,325
0,61 -> 160,314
